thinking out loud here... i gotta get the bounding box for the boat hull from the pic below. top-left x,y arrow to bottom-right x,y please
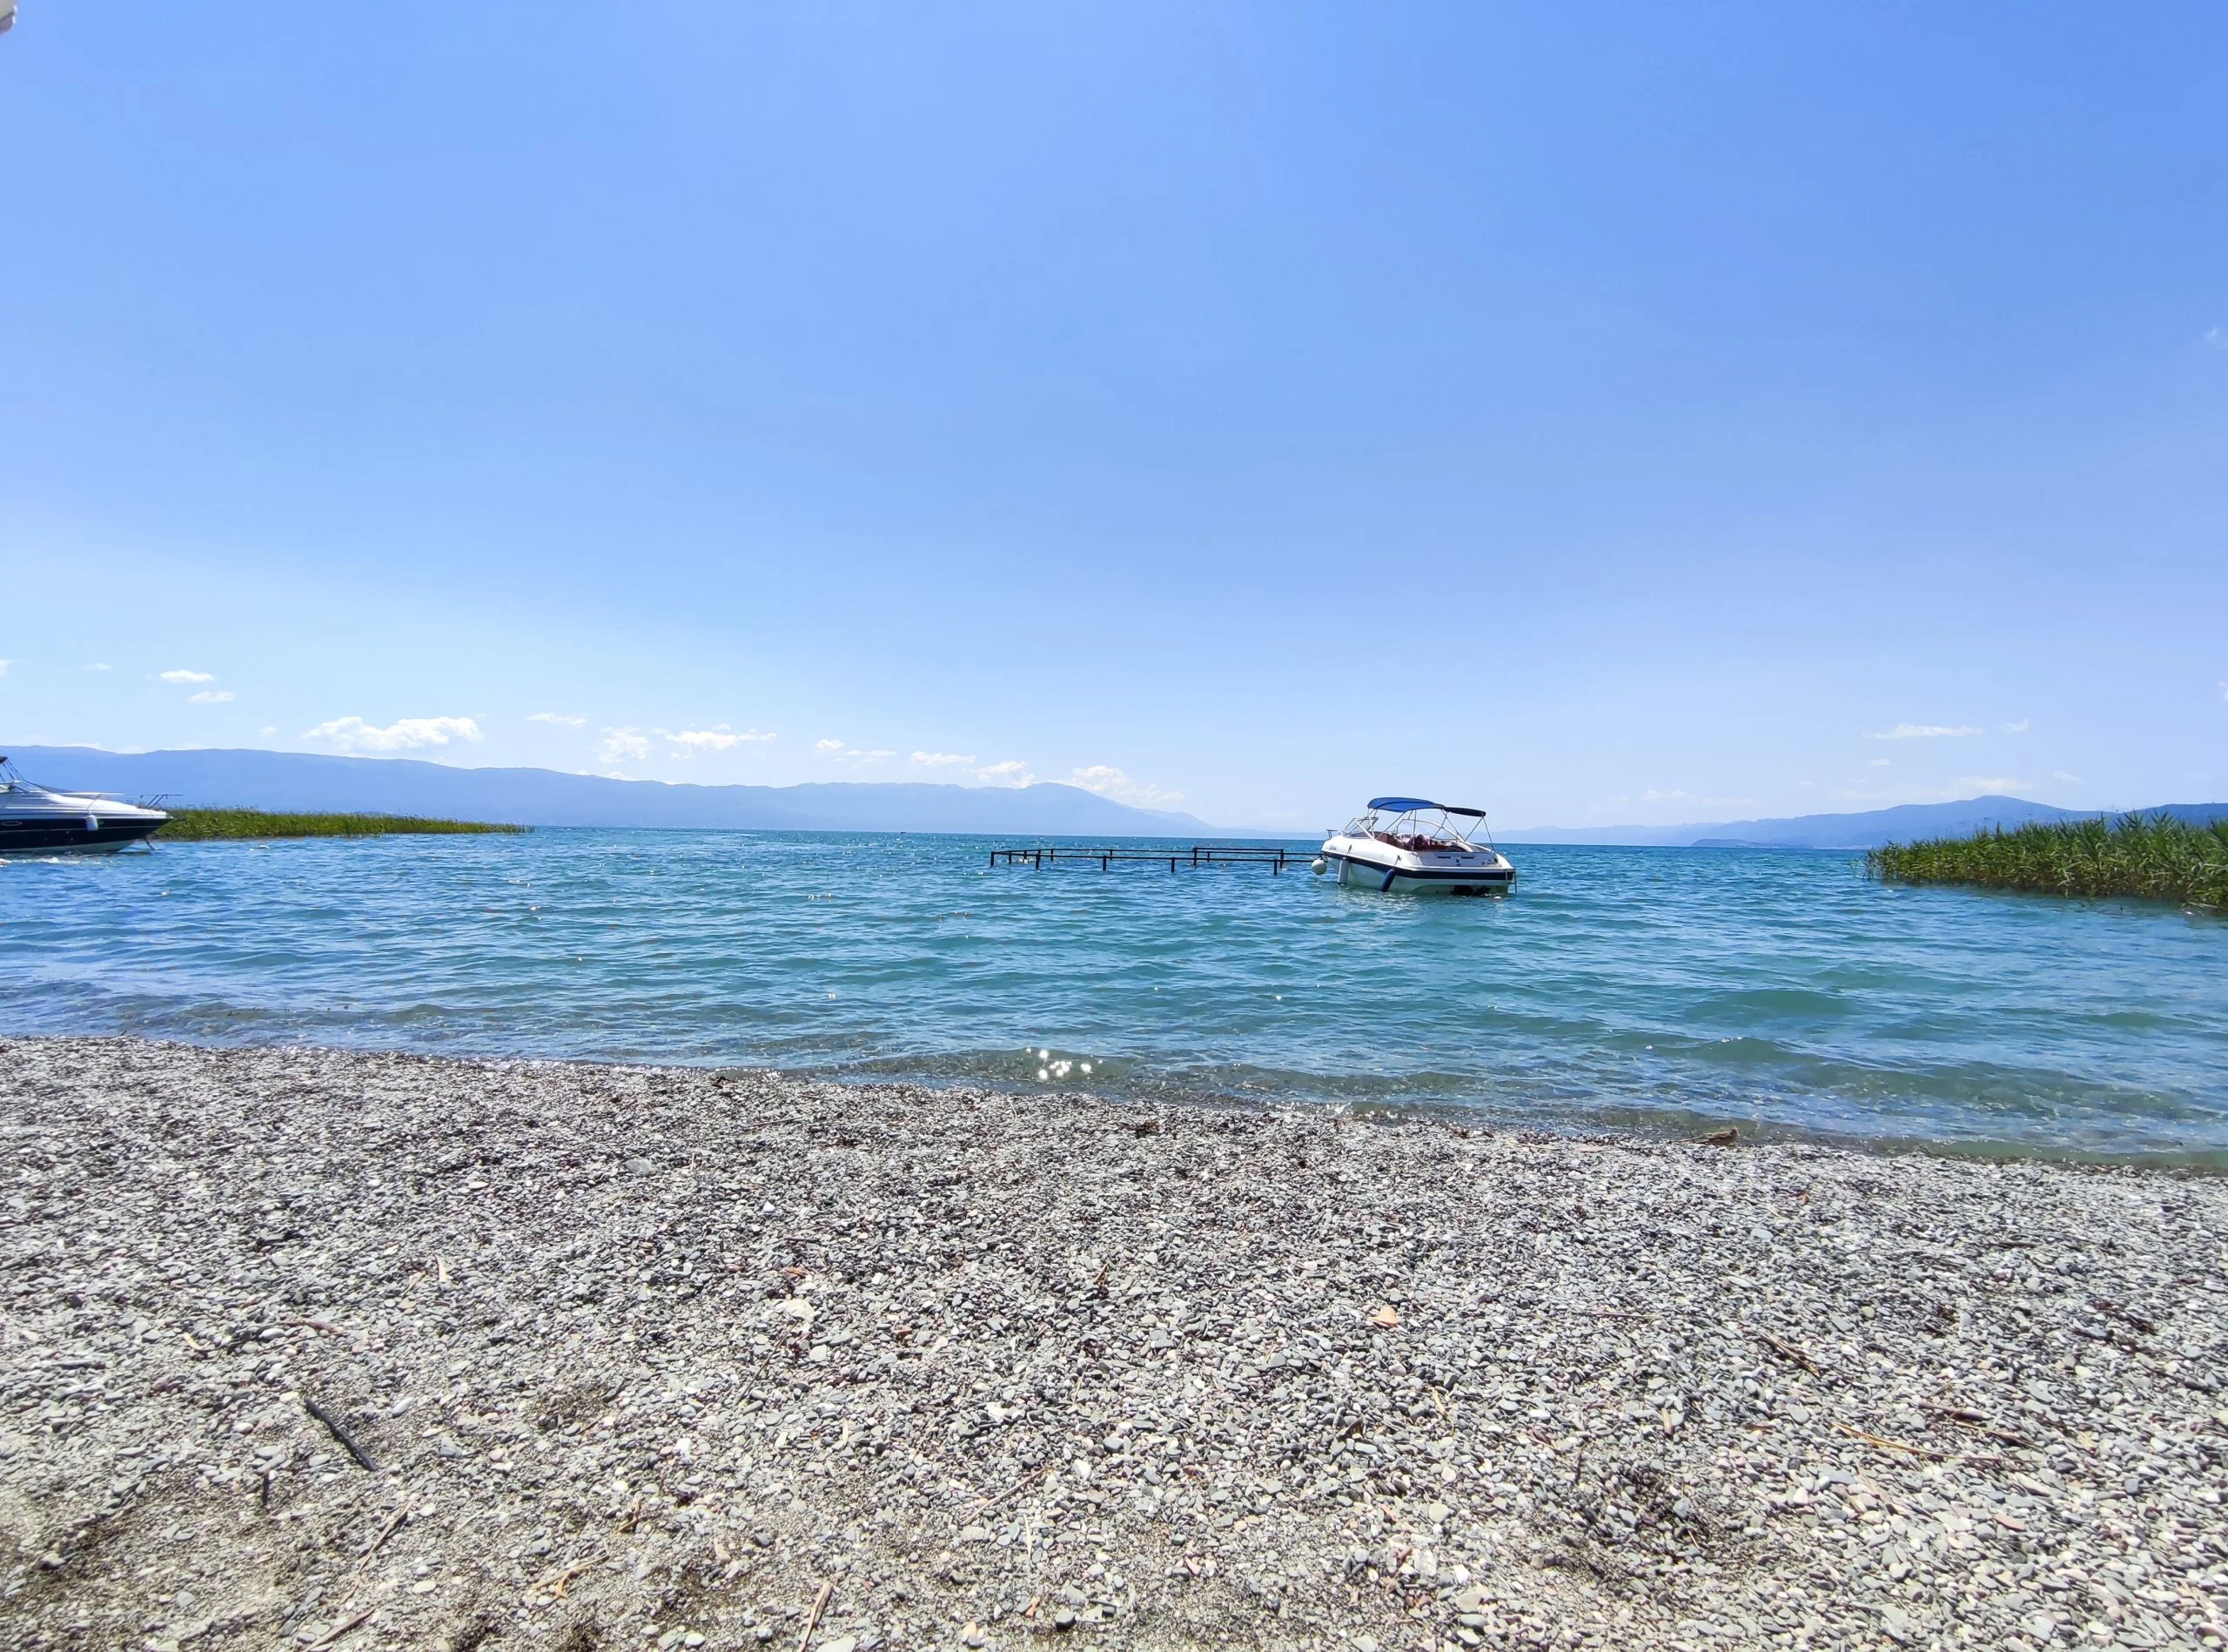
0,818 -> 165,855
1320,848 -> 1515,896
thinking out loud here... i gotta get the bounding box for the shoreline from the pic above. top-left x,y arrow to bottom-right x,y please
2,1035 -> 2220,1650
4,1024 -> 2221,1175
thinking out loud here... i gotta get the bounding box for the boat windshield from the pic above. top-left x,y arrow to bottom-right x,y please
0,760 -> 103,802
1341,802 -> 1492,852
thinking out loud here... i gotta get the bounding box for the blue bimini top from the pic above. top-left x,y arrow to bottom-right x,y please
1368,796 -> 1486,817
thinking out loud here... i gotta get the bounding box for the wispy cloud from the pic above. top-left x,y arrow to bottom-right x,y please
1068,765 -> 1183,807
85,662 -> 109,672
661,725 -> 774,755
2208,326 -> 2228,351
600,727 -> 650,764
528,711 -> 586,727
187,689 -> 234,704
2050,770 -> 2081,783
0,659 -> 10,678
1956,775 -> 2030,795
2002,720 -> 2030,735
1869,758 -> 1890,768
1869,722 -> 1984,740
158,668 -> 215,684
303,715 -> 484,754
910,751 -> 977,769
814,738 -> 895,763
1642,787 -> 1756,808
975,759 -> 1034,787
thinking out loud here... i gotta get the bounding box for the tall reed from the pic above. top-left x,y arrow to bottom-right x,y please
158,809 -> 527,841
1868,813 -> 2228,910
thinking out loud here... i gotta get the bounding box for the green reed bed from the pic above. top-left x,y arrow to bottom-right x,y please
1869,813 -> 2228,910
158,809 -> 527,842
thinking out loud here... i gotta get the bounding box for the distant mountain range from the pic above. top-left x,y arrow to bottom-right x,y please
1502,795 -> 2228,850
2,745 -> 1218,836
10,745 -> 2223,847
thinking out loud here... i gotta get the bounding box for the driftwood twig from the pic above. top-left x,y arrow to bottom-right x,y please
970,1462 -> 1054,1518
301,1394 -> 381,1474
358,1508 -> 408,1565
797,1580 -> 835,1652
1747,1326 -> 1822,1375
307,1606 -> 375,1647
1831,1420 -> 1950,1461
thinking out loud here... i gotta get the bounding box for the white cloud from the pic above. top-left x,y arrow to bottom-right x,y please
2050,770 -> 2081,783
661,725 -> 775,755
814,738 -> 895,763
187,689 -> 234,704
1869,722 -> 1984,740
600,727 -> 651,764
302,715 -> 484,754
159,668 -> 215,684
0,659 -> 10,677
910,751 -> 977,769
2002,720 -> 2030,734
86,662 -> 110,672
1956,775 -> 2030,795
1869,758 -> 1891,768
975,759 -> 1034,787
1067,764 -> 1184,807
528,711 -> 586,727
2208,327 -> 2228,351
261,726 -> 278,735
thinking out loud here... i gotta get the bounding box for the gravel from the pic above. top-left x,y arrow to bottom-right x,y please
1,1035 -> 2222,1651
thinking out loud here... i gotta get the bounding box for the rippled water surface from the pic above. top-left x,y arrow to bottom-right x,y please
4,831 -> 2224,1158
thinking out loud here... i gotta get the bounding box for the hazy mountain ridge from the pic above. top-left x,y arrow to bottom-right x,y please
1503,795 -> 2228,850
10,746 -> 2221,846
1,745 -> 1218,836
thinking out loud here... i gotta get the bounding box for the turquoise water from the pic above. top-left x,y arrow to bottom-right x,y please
3,830 -> 2224,1161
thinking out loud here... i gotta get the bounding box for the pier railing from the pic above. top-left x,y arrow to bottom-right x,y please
990,844 -> 1316,874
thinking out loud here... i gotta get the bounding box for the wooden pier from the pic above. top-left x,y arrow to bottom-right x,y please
990,843 -> 1318,874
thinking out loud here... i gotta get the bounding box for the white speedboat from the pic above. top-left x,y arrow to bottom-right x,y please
0,757 -> 169,854
1317,796 -> 1516,896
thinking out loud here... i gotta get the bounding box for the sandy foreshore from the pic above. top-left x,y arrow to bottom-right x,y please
0,1038 -> 2220,1652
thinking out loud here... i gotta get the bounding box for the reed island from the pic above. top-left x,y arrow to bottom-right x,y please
156,809 -> 529,843
1870,813 -> 2228,912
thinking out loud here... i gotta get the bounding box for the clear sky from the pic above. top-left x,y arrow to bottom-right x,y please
3,3 -> 2224,829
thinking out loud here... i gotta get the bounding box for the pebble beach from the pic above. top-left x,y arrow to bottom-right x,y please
2,1036 -> 2222,1652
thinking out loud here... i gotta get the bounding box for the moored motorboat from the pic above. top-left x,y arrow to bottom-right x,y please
0,757 -> 169,854
1316,796 -> 1515,895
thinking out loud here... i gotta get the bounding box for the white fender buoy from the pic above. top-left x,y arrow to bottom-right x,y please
1310,857 -> 1327,875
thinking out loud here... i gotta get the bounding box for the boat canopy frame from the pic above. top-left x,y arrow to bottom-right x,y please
1343,798 -> 1500,852
0,757 -> 131,803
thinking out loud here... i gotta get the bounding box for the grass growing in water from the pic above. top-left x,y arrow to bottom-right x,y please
1868,813 -> 2228,911
159,809 -> 527,842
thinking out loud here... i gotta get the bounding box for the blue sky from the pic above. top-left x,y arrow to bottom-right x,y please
3,3 -> 2223,829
